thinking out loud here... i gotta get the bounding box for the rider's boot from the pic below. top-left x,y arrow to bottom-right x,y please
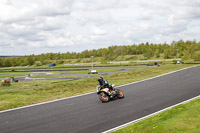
110,93 -> 114,98
108,91 -> 112,97
110,89 -> 116,98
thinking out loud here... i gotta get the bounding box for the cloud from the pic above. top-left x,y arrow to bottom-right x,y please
91,26 -> 107,36
0,0 -> 199,55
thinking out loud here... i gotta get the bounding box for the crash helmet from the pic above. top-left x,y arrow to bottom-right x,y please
97,76 -> 103,82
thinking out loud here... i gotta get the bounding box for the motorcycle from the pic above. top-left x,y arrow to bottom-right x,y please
96,84 -> 124,102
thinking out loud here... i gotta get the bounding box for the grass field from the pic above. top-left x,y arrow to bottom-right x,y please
0,74 -> 27,78
113,98 -> 200,133
0,64 -> 196,111
29,75 -> 95,78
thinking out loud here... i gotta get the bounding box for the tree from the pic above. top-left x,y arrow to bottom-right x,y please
0,58 -> 3,67
4,59 -> 12,67
192,51 -> 200,61
27,56 -> 34,65
10,58 -> 17,66
35,61 -> 42,67
58,59 -> 64,64
155,49 -> 160,58
164,49 -> 170,59
0,39 -> 200,67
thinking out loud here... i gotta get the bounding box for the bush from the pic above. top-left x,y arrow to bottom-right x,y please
172,60 -> 177,64
58,60 -> 64,64
192,51 -> 200,61
34,61 -> 42,67
101,61 -> 108,64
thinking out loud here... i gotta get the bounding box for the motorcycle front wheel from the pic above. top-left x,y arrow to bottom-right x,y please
99,92 -> 110,102
116,89 -> 124,98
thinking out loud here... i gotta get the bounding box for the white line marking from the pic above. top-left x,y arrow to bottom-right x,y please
102,95 -> 200,133
0,92 -> 94,114
0,65 -> 199,114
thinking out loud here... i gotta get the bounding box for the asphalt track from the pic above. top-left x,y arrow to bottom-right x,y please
0,66 -> 200,133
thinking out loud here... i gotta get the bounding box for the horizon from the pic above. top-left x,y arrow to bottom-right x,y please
1,39 -> 199,57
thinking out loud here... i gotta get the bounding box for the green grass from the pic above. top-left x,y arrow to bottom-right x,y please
113,98 -> 200,133
29,75 -> 94,78
0,72 -> 31,74
0,75 -> 27,78
0,64 -> 196,111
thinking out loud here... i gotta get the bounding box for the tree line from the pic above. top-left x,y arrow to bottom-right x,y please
0,40 -> 200,67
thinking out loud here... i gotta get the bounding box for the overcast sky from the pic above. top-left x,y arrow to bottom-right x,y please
0,0 -> 200,55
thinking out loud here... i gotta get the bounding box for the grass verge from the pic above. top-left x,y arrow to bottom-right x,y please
112,98 -> 200,133
0,64 -> 196,111
29,75 -> 96,78
0,75 -> 27,78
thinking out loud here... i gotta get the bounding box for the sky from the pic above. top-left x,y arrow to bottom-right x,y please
0,0 -> 200,55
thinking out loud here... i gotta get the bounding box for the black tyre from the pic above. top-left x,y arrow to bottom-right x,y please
99,92 -> 110,102
116,89 -> 124,98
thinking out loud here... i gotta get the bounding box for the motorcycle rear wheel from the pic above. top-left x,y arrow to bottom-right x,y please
99,92 -> 110,102
116,89 -> 124,98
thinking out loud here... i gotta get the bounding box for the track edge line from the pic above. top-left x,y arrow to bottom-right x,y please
102,95 -> 200,133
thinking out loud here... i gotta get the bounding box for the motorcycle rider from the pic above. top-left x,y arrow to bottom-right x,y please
97,77 -> 115,97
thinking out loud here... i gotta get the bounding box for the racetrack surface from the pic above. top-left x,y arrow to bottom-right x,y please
0,66 -> 200,133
